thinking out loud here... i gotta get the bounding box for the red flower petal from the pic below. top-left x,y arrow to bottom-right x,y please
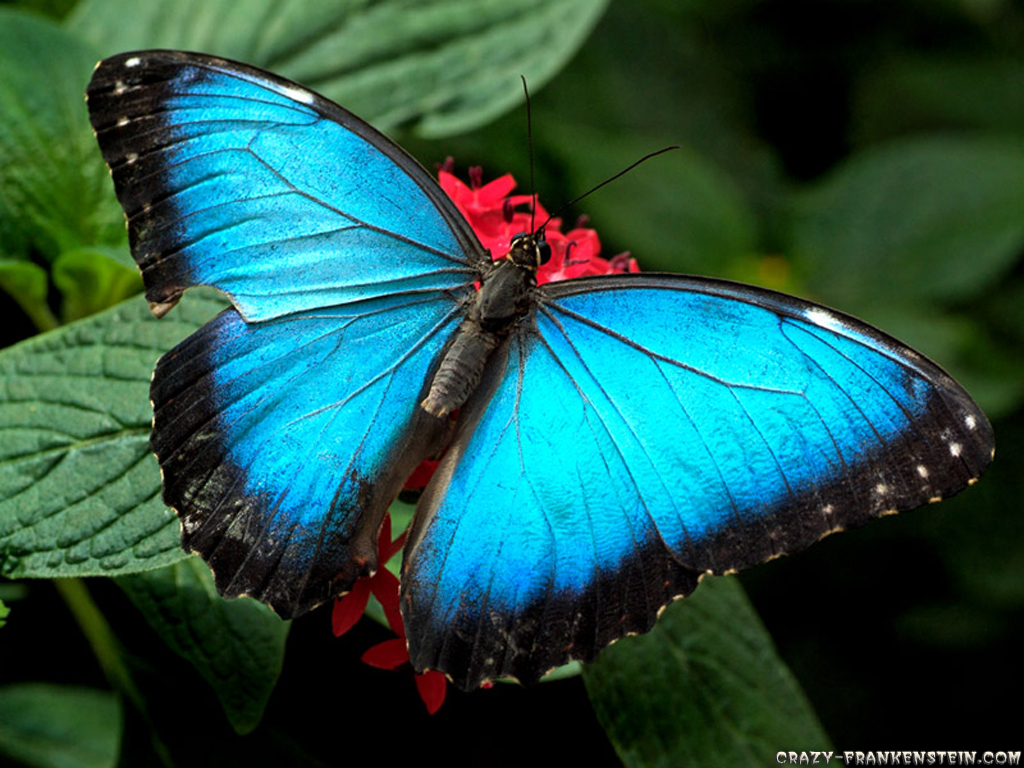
361,638 -> 409,670
475,173 -> 517,206
331,579 -> 371,637
404,458 -> 439,491
437,170 -> 471,203
383,531 -> 406,562
414,671 -> 448,715
333,512 -> 407,638
369,567 -> 404,636
377,512 -> 392,549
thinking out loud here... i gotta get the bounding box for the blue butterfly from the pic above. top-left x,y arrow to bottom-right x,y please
87,50 -> 994,691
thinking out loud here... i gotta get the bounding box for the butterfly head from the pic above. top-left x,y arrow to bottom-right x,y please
506,231 -> 552,272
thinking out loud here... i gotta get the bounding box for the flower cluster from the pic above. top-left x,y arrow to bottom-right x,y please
438,161 -> 639,283
331,513 -> 447,713
333,165 -> 637,712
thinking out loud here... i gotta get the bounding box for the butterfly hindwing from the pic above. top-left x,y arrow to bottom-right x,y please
152,293 -> 463,617
401,274 -> 993,690
86,51 -> 489,616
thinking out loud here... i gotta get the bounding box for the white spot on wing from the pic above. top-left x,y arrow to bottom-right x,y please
280,85 -> 315,105
875,483 -> 888,495
949,442 -> 962,457
125,152 -> 138,164
916,464 -> 929,479
965,414 -> 977,430
117,117 -> 129,127
125,56 -> 141,68
804,307 -> 844,332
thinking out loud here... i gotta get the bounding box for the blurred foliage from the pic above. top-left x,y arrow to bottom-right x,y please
583,577 -> 830,767
0,684 -> 120,768
0,0 -> 1022,765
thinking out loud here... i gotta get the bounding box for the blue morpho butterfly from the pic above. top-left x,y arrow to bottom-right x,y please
87,50 -> 994,692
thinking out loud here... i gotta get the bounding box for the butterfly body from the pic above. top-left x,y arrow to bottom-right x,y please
87,50 -> 994,691
423,234 -> 544,417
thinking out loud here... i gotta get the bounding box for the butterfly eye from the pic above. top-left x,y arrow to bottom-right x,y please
537,241 -> 552,265
507,232 -> 530,257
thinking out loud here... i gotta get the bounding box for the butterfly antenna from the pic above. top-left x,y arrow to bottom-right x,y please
538,145 -> 681,231
521,76 -> 539,234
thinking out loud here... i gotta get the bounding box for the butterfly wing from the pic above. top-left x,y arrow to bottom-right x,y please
401,273 -> 993,690
86,50 -> 483,321
151,295 -> 463,616
87,51 -> 487,616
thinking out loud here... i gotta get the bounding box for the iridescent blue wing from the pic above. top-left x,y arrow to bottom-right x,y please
87,51 -> 486,616
401,274 -> 993,690
151,295 -> 462,616
86,50 -> 483,321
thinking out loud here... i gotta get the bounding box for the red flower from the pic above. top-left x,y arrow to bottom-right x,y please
437,163 -> 639,287
338,166 -> 636,711
331,513 -> 405,638
401,457 -> 440,492
332,513 -> 447,713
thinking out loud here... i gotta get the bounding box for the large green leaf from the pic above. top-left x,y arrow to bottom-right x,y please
854,55 -> 1024,144
0,9 -> 122,265
0,684 -> 120,768
117,559 -> 289,735
67,0 -> 609,137
789,136 -> 1024,308
0,259 -> 56,333
0,292 -> 224,580
543,123 -> 758,276
51,247 -> 143,324
584,577 -> 831,767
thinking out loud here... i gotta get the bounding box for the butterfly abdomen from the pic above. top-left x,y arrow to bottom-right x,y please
422,258 -> 536,417
422,322 -> 499,417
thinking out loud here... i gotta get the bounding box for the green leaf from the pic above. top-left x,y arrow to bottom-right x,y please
52,247 -> 143,323
0,684 -> 120,768
0,258 -> 58,332
528,0 -> 782,222
0,598 -> 8,628
544,123 -> 758,275
9,0 -> 80,21
789,136 -> 1024,308
66,0 -> 609,137
0,9 -> 123,265
584,577 -> 831,767
117,558 -> 289,735
854,55 -> 1024,143
0,292 -> 225,580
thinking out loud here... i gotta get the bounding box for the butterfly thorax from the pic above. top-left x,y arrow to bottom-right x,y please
420,234 -> 546,418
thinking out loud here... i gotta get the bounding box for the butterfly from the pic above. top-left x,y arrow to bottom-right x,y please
86,50 -> 994,692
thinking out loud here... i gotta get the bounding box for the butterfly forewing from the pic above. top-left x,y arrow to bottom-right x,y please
86,50 -> 485,321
